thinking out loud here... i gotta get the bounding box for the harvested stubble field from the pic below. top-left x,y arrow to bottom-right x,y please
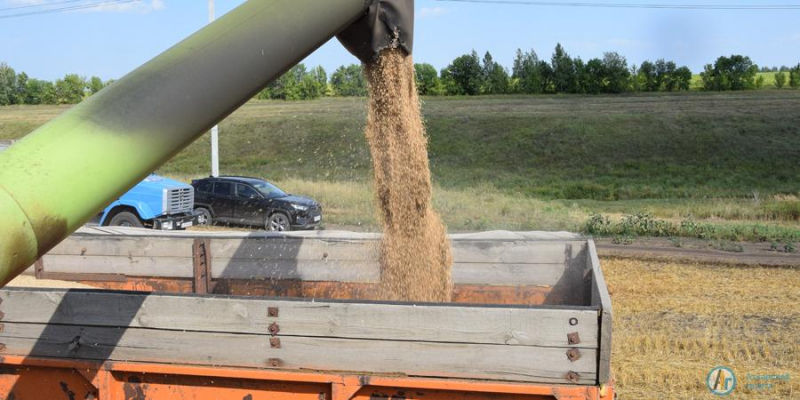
604,258 -> 799,399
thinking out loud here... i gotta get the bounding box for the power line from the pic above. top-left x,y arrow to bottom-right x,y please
434,0 -> 800,9
0,0 -> 140,19
0,0 -> 85,12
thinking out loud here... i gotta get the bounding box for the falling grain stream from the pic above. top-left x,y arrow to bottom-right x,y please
365,49 -> 453,302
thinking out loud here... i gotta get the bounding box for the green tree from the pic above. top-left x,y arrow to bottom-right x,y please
414,63 -> 440,95
330,64 -> 367,97
481,52 -> 509,94
0,63 -> 16,105
512,49 -> 544,94
602,52 -> 630,93
89,76 -> 105,95
774,71 -> 787,89
442,50 -> 483,95
583,58 -> 605,94
789,64 -> 800,89
674,66 -> 693,91
638,61 -> 658,92
661,60 -> 678,91
551,43 -> 576,93
310,66 -> 328,96
537,60 -> 555,93
24,78 -> 46,104
701,55 -> 759,91
14,72 -> 28,104
55,74 -> 87,104
574,58 -> 588,93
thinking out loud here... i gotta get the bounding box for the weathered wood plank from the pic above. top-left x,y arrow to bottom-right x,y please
210,239 -> 379,261
588,240 -> 612,385
451,241 -> 587,264
211,259 -> 379,282
47,235 -> 587,265
212,259 -> 567,285
452,263 -> 566,286
48,236 -> 194,258
0,322 -> 597,385
0,289 -> 598,348
41,255 -> 193,278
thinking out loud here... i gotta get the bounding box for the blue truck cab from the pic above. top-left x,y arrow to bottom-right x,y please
99,174 -> 200,230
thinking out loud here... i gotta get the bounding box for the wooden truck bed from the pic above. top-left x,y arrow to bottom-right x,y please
0,230 -> 613,399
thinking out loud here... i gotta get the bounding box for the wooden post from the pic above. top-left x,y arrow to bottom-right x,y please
192,239 -> 212,294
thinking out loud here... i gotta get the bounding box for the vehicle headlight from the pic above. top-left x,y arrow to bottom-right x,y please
291,204 -> 309,211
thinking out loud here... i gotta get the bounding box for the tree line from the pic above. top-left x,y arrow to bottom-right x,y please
3,44 -> 800,105
0,63 -> 111,105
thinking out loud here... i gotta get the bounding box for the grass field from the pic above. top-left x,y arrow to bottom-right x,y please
1,91 -> 798,242
605,258 -> 799,399
691,71 -> 787,90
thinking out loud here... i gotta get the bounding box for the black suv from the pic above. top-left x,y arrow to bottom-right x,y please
192,176 -> 322,231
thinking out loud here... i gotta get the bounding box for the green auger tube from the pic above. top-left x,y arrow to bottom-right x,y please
0,0 -> 415,286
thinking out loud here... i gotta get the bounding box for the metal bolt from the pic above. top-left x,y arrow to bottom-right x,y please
566,348 -> 582,362
268,322 -> 280,336
0,343 -> 6,352
268,307 -> 279,318
567,332 -> 581,345
267,358 -> 283,367
566,371 -> 580,383
270,338 -> 281,348
569,317 -> 578,326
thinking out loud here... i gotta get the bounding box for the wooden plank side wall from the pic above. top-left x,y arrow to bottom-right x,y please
588,240 -> 613,385
40,236 -> 589,287
0,288 -> 599,385
0,289 -> 598,348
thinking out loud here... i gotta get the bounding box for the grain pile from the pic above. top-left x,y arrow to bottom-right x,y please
364,49 -> 453,302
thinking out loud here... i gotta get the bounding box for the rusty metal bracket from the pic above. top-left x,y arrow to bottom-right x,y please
192,239 -> 212,294
566,348 -> 581,362
270,338 -> 281,349
566,371 -> 581,383
567,332 -> 581,345
268,307 -> 279,318
268,322 -> 280,336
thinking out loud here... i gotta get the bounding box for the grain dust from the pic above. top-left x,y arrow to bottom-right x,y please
364,49 -> 453,302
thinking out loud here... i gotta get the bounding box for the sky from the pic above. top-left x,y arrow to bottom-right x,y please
1,0 -> 799,81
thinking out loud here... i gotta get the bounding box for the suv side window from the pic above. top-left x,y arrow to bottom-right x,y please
196,181 -> 212,193
236,184 -> 260,199
213,181 -> 232,196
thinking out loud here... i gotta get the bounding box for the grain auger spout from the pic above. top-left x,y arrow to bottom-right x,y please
0,0 -> 414,286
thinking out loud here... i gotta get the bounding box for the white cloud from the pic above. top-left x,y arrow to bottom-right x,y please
419,6 -> 448,18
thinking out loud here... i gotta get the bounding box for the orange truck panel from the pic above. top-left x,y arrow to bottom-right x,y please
0,355 -> 613,400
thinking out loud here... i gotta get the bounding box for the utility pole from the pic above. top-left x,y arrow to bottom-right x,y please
209,0 -> 220,177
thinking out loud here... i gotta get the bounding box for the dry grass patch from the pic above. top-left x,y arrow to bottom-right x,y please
604,258 -> 799,399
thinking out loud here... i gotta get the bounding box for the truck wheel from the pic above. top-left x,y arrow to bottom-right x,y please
195,207 -> 213,226
109,211 -> 144,228
267,213 -> 291,232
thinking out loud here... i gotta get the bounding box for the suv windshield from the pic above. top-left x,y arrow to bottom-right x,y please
252,181 -> 287,199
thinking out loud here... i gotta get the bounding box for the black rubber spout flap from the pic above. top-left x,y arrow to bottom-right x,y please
337,0 -> 414,64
